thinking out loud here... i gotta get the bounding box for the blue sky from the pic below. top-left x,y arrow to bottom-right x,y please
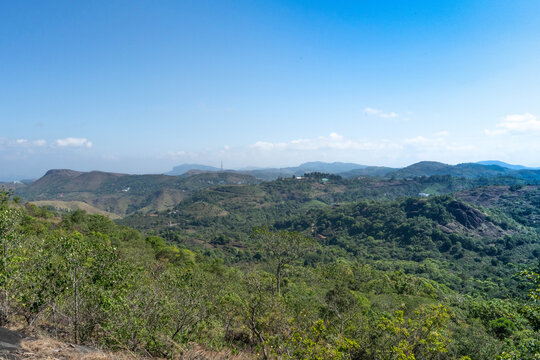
2,1 -> 540,180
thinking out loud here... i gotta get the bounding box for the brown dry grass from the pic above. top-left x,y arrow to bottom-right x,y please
1,325 -> 254,360
17,336 -> 140,360
12,337 -> 255,360
30,200 -> 121,219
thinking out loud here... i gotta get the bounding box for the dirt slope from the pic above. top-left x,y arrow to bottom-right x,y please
0,327 -> 253,360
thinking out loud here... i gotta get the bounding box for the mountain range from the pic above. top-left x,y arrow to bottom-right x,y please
165,161 -> 374,179
476,160 -> 540,170
4,160 -> 539,218
164,160 -> 540,180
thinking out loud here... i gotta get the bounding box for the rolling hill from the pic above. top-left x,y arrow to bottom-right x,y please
166,161 -> 370,180
165,163 -> 221,175
15,169 -> 259,216
455,184 -> 540,229
339,166 -> 397,178
389,161 -> 540,180
165,161 -> 540,181
477,160 -> 540,170
13,161 -> 540,218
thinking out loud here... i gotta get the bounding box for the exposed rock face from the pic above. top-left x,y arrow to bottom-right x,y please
0,327 -> 23,359
447,200 -> 486,229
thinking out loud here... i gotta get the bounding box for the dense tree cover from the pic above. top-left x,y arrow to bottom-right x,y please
123,185 -> 539,298
120,175 -> 540,238
2,185 -> 540,359
274,196 -> 540,296
14,166 -> 538,218
456,185 -> 540,231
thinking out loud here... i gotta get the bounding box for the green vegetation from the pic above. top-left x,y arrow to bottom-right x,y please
456,185 -> 540,230
11,164 -> 540,219
2,171 -> 540,359
13,170 -> 260,216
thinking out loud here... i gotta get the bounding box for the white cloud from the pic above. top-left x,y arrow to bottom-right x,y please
403,135 -> 474,153
364,107 -> 399,119
196,131 -> 479,168
485,113 -> 540,135
55,137 -> 93,148
251,141 -> 275,151
250,132 -> 399,152
251,132 -> 469,157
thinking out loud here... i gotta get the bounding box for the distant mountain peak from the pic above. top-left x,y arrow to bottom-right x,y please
476,160 -> 539,170
166,164 -> 221,176
408,161 -> 451,167
43,169 -> 84,177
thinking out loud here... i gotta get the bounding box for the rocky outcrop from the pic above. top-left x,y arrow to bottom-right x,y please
447,200 -> 486,229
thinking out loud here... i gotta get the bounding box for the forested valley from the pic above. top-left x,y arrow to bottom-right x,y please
1,172 -> 540,359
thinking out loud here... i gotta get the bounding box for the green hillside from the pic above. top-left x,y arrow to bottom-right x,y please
4,171 -> 540,359
14,170 -> 259,216
390,161 -> 540,180
456,185 -> 540,229
3,178 -> 540,359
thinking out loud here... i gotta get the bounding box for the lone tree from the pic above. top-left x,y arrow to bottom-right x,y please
253,228 -> 315,297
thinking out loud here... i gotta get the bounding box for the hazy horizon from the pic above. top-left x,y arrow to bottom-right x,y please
2,158 -> 540,182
